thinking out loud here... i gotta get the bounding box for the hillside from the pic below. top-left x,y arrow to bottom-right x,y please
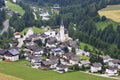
98,5 -> 120,23
0,60 -> 115,80
6,0 -> 25,16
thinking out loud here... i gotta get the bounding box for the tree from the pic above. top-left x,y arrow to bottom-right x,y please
63,47 -> 69,53
34,39 -> 42,47
101,16 -> 106,21
72,47 -> 76,54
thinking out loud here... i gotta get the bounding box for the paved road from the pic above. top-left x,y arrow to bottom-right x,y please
0,19 -> 9,35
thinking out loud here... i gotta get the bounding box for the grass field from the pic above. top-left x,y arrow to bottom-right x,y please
0,60 -> 115,80
0,73 -> 22,80
6,0 -> 25,16
95,20 -> 118,30
21,26 -> 45,35
80,42 -> 96,51
80,55 -> 90,60
98,5 -> 120,23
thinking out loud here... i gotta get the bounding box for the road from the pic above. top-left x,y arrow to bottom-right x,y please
0,19 -> 9,35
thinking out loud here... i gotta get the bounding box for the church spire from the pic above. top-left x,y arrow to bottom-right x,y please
61,18 -> 64,26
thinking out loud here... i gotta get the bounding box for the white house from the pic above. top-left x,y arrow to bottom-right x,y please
76,49 -> 90,56
79,60 -> 90,67
69,57 -> 80,65
90,63 -> 102,73
56,64 -> 68,73
25,28 -> 34,38
14,32 -> 21,39
106,66 -> 118,76
100,55 -> 113,63
32,62 -> 41,69
108,59 -> 120,67
51,48 -> 64,56
44,30 -> 56,37
4,49 -> 19,61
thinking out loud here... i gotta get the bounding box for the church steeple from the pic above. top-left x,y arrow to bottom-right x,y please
59,18 -> 65,42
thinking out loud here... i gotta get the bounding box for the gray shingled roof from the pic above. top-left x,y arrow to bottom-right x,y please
8,49 -> 19,55
92,63 -> 102,67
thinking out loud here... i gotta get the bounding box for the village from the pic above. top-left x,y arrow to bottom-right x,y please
0,21 -> 120,78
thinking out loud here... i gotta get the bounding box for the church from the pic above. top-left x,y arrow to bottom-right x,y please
44,22 -> 69,42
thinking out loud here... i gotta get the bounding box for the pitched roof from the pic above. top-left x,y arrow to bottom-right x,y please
80,60 -> 90,65
71,57 -> 80,62
69,41 -> 78,48
0,49 -> 6,55
47,37 -> 57,44
92,63 -> 102,67
29,34 -> 40,38
107,66 -> 118,70
110,59 -> 120,64
8,49 -> 19,55
100,55 -> 112,60
57,64 -> 68,68
64,53 -> 75,59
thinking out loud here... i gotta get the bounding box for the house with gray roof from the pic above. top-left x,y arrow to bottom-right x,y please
69,56 -> 80,65
106,66 -> 118,76
56,64 -> 68,73
90,63 -> 102,73
4,49 -> 19,61
100,55 -> 113,63
108,59 -> 120,68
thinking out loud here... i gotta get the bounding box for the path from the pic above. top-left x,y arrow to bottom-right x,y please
80,71 -> 120,80
0,19 -> 9,35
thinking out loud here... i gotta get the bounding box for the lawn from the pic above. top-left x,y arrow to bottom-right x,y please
98,5 -> 120,23
80,42 -> 96,51
6,0 -> 25,16
80,56 -> 90,60
95,20 -> 118,30
0,60 -> 115,80
0,73 -> 22,80
21,26 -> 45,35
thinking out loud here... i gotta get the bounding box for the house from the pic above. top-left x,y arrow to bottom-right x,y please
56,64 -> 68,73
32,47 -> 44,54
69,41 -> 78,49
108,59 -> 120,68
46,37 -> 57,48
32,62 -> 41,69
106,66 -> 118,76
0,49 -> 6,56
26,53 -> 42,62
25,42 -> 36,46
79,60 -> 90,67
40,60 -> 52,69
29,34 -> 40,41
51,48 -> 64,56
4,49 -> 19,61
44,30 -> 56,37
100,55 -> 113,63
49,60 -> 58,69
31,57 -> 42,63
76,49 -> 90,56
39,33 -> 48,43
90,63 -> 102,73
14,32 -> 21,39
63,53 -> 75,61
9,40 -> 18,48
25,28 -> 34,38
76,49 -> 85,56
69,56 -> 80,65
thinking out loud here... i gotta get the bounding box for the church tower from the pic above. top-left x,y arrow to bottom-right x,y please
59,20 -> 65,42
